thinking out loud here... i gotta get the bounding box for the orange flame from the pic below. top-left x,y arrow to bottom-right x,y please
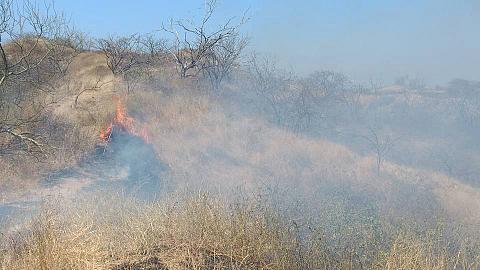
99,123 -> 113,141
139,123 -> 150,143
99,96 -> 150,143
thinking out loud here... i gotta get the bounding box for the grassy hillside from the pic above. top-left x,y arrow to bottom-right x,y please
1,48 -> 480,269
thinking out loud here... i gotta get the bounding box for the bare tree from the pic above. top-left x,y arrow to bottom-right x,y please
64,29 -> 93,52
96,34 -> 143,75
97,34 -> 160,93
292,82 -> 316,132
248,56 -> 361,132
0,0 -> 78,157
161,0 -> 246,79
336,83 -> 367,119
248,54 -> 297,127
202,33 -> 248,92
294,70 -> 353,130
308,71 -> 350,103
140,33 -> 168,66
359,127 -> 398,175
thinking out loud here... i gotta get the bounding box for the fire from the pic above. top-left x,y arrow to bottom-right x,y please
139,123 -> 150,143
99,96 -> 150,143
99,123 -> 113,141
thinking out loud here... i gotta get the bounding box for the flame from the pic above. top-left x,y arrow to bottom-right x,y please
99,123 -> 113,141
139,123 -> 150,143
99,96 -> 150,143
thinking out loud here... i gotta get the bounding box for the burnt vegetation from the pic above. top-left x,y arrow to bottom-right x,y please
1,0 -> 480,269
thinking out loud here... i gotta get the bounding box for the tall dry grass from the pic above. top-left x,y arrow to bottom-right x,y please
2,52 -> 480,270
1,191 -> 478,270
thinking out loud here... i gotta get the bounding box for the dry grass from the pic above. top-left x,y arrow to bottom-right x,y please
375,233 -> 480,270
2,52 -> 480,269
1,192 -> 478,270
0,51 -> 116,197
122,84 -> 480,229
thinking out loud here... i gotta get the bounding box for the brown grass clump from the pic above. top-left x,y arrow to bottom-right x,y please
373,233 -> 480,270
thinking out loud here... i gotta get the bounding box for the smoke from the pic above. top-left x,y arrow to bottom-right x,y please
91,128 -> 168,199
0,122 -> 168,228
0,3 -> 479,268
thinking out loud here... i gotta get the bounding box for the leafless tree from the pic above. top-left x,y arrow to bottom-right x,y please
359,127 -> 398,175
0,0 -> 78,157
202,33 -> 248,92
96,34 -> 143,75
140,33 -> 168,66
64,30 -> 93,52
293,70 -> 354,130
97,34 -> 161,93
248,54 -> 297,127
340,83 -> 367,118
161,0 -> 247,79
248,57 -> 362,132
292,83 -> 315,132
309,71 -> 350,103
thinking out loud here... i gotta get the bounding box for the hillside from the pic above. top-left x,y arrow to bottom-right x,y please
1,0 -> 480,268
1,51 -> 480,269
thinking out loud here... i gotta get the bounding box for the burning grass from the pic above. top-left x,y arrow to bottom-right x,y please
99,95 -> 150,144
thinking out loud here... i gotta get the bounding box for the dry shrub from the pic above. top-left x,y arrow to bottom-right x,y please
0,110 -> 106,196
1,206 -> 107,270
0,51 -> 120,194
378,234 -> 448,270
127,87 -> 211,131
373,232 -> 480,270
1,192 -> 479,270
0,192 -> 339,270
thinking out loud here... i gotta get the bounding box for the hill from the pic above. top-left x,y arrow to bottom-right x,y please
1,51 -> 480,269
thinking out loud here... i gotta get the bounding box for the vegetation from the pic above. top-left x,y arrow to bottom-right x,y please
1,192 -> 479,270
1,0 -> 480,269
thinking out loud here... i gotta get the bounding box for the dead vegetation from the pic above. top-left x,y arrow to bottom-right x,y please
1,1 -> 480,270
0,192 -> 478,270
2,47 -> 480,268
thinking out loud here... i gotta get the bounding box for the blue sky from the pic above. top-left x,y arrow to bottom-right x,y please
55,0 -> 480,84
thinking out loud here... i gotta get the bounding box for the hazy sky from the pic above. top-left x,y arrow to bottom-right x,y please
56,0 -> 480,84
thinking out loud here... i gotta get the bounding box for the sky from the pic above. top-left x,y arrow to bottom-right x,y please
55,0 -> 480,85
